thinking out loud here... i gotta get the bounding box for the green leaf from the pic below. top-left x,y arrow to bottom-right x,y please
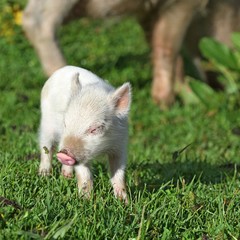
231,32 -> 240,68
189,78 -> 220,108
199,37 -> 238,70
53,214 -> 78,239
231,32 -> 240,52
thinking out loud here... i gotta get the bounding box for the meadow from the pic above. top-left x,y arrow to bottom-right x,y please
0,3 -> 240,239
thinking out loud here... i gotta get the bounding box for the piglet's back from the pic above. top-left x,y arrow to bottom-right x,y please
44,66 -> 102,92
41,66 -> 106,112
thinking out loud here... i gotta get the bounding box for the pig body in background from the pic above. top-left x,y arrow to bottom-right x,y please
22,0 -> 240,107
39,66 -> 131,201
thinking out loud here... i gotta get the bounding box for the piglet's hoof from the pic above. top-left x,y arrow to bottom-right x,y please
38,168 -> 52,176
61,169 -> 73,178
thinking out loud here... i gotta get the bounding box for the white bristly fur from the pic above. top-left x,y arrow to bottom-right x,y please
39,66 -> 131,202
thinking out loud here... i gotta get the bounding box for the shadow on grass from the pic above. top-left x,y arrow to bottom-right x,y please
88,156 -> 239,194
129,160 -> 239,192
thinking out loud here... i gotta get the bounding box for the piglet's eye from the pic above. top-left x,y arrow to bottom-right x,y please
87,125 -> 105,135
90,128 -> 97,134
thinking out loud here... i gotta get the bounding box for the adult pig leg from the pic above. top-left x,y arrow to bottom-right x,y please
22,0 -> 78,76
209,0 -> 240,45
150,0 -> 205,107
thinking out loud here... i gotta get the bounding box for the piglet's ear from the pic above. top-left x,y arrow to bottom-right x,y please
111,82 -> 131,117
71,72 -> 82,97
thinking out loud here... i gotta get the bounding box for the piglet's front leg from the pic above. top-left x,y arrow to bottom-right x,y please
75,164 -> 93,198
39,146 -> 53,175
61,164 -> 74,178
108,152 -> 128,204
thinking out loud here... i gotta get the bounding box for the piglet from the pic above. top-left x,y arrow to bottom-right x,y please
39,66 -> 131,202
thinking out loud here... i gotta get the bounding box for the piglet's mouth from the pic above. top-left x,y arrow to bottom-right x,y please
57,151 -> 76,166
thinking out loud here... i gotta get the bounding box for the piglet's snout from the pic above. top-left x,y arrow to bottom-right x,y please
57,150 -> 76,166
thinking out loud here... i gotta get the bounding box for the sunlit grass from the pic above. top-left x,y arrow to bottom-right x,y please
0,5 -> 240,239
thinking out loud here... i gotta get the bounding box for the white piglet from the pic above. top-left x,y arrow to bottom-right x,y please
39,66 -> 131,202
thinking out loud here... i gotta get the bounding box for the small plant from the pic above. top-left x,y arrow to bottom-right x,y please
0,2 -> 22,39
189,33 -> 240,109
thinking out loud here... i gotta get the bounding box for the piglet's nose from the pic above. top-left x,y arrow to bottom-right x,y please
59,148 -> 69,155
57,149 -> 76,166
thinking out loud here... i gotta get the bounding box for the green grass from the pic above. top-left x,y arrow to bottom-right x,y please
0,10 -> 240,239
